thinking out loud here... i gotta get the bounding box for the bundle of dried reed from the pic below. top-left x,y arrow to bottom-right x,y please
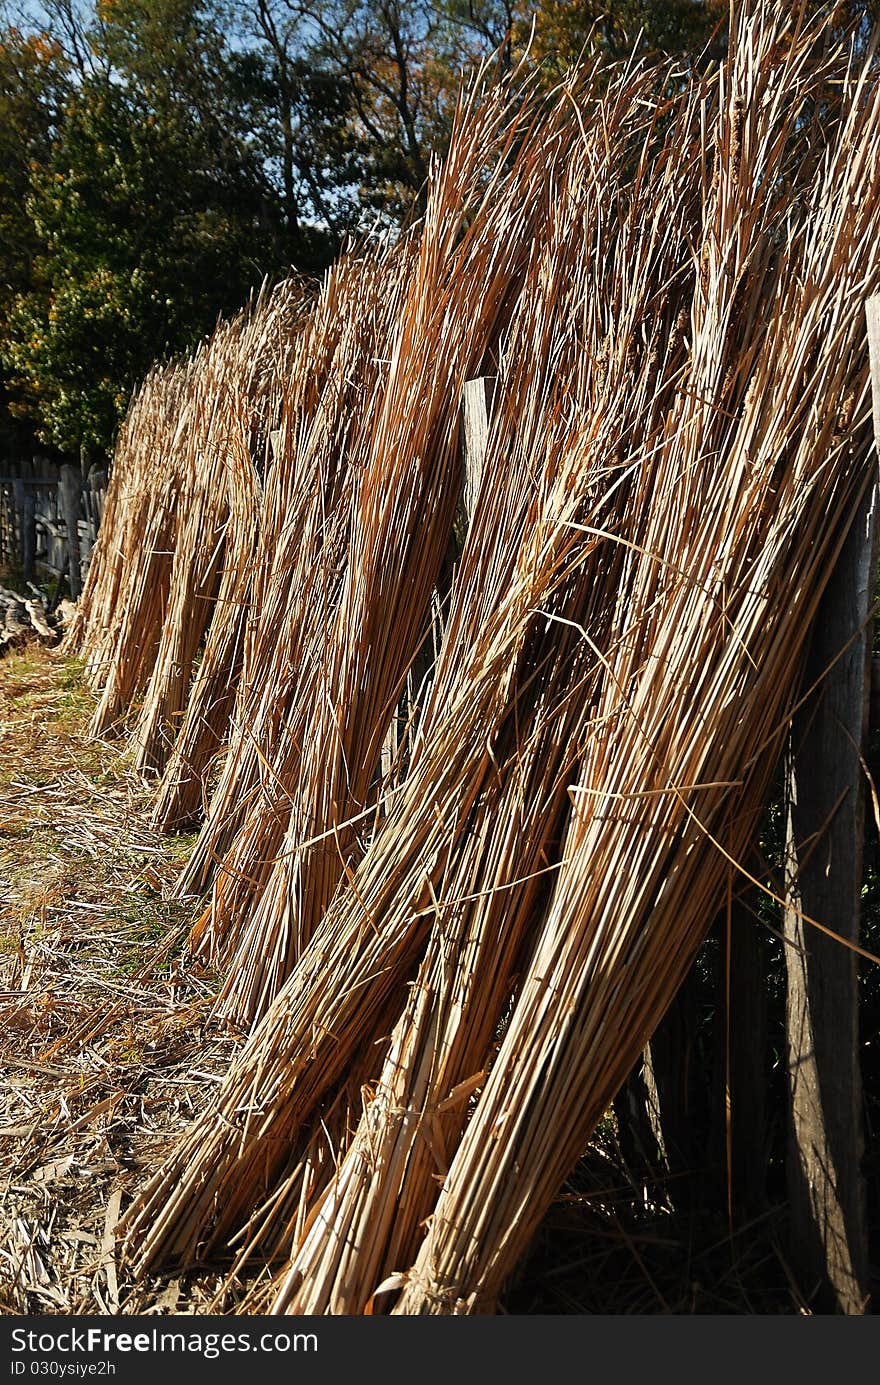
175,239 -> 418,920
389,13 -> 880,1315
185,73 -> 586,1029
120,51 -> 699,1281
269,58 -> 707,1316
98,2 -> 880,1316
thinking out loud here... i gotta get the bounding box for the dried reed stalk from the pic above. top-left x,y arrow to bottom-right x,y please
94,2 -> 880,1314
149,280 -> 311,826
120,53 -> 692,1277
189,72 -> 578,1029
176,240 -> 416,922
390,12 -> 880,1314
271,58 -> 704,1316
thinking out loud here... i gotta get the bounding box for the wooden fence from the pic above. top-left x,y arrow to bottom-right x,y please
0,459 -> 107,598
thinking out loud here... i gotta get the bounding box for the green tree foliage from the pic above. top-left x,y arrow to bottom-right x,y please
2,0 -> 342,456
515,0 -> 726,72
93,0 -> 339,259
5,70 -> 267,453
1,0 -> 878,460
0,23 -> 70,452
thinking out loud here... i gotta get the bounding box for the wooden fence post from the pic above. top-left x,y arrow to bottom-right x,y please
59,463 -> 83,598
461,377 -> 496,522
92,469 -> 107,527
12,476 -> 24,566
21,485 -> 35,583
782,298 -> 880,1313
726,895 -> 769,1216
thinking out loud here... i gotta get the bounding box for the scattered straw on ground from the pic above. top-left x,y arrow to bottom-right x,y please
0,643 -> 810,1316
0,644 -> 258,1314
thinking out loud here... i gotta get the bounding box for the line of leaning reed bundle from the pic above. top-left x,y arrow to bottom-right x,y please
143,280 -> 313,821
132,280 -> 312,780
289,9 -> 875,1315
119,53 -> 699,1276
259,5 -> 846,1310
388,16 -> 880,1313
71,281 -> 306,745
66,357 -> 190,704
185,73 -> 584,1029
174,238 -> 418,903
267,64 -> 707,1316
121,4 -> 880,1310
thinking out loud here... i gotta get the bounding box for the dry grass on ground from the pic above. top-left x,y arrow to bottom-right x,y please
0,644 -> 258,1314
0,643 -> 807,1316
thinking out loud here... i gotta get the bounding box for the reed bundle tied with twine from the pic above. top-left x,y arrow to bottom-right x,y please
70,2 -> 880,1314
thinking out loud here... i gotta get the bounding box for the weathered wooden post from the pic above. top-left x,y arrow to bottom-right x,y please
21,484 -> 35,583
461,377 -> 496,522
380,378 -> 496,784
91,469 -> 107,527
59,463 -> 83,598
782,298 -> 880,1313
12,475 -> 24,569
726,895 -> 769,1215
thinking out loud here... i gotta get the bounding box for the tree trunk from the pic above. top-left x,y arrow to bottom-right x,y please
613,1056 -> 668,1201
